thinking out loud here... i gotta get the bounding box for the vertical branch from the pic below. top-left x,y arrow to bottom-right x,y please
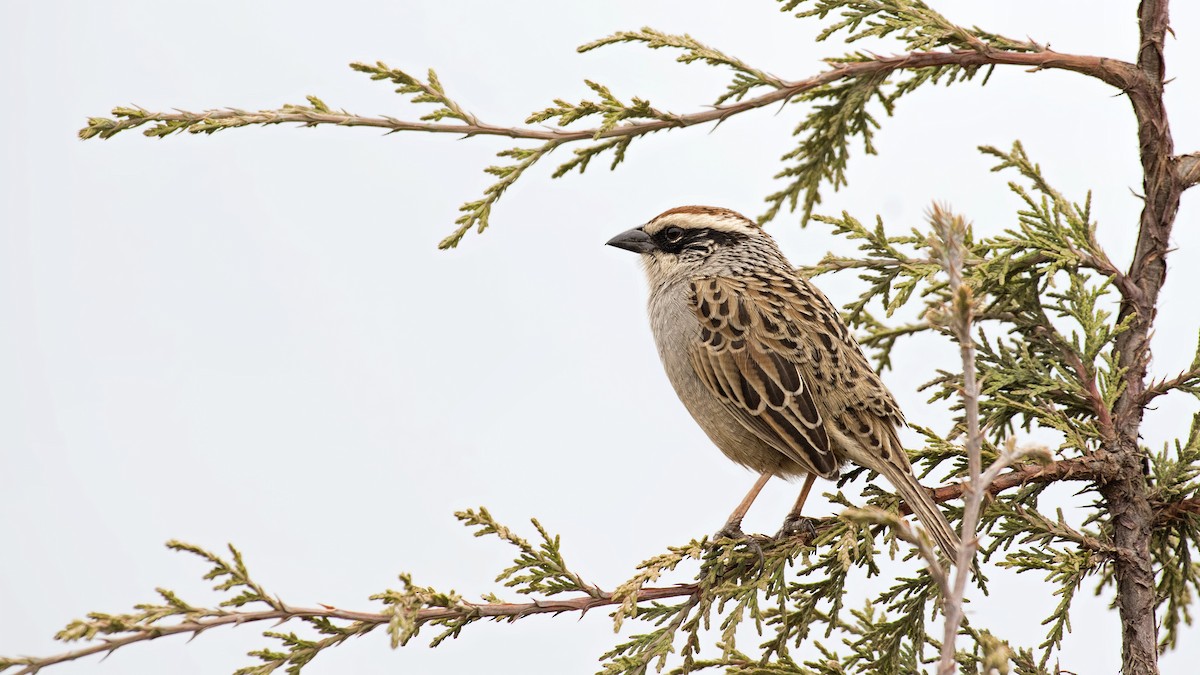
927,206 -> 1048,673
1106,1 -> 1180,673
927,204 -> 982,673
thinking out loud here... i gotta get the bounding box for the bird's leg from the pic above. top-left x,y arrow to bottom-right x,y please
775,473 -> 819,540
711,471 -> 772,568
713,471 -> 772,541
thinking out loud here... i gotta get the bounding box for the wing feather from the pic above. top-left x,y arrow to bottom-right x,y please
687,277 -> 838,477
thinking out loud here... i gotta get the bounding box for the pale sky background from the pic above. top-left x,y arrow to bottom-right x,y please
3,2 -> 1200,673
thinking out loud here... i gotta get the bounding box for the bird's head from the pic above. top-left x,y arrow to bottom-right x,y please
606,206 -> 779,286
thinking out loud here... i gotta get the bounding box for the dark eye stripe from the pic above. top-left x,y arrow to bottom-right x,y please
652,227 -> 748,253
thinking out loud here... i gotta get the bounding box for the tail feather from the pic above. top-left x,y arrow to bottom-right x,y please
835,426 -> 961,560
880,460 -> 960,559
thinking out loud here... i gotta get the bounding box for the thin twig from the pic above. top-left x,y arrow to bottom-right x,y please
80,49 -> 1135,143
5,586 -> 698,675
1142,365 -> 1200,403
925,205 -> 1055,674
928,204 -> 983,674
12,454 -> 1192,675
844,507 -> 951,597
930,207 -> 1058,672
918,453 -> 1116,510
1152,496 -> 1200,524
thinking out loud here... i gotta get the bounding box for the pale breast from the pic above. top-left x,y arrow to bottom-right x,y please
647,281 -> 805,477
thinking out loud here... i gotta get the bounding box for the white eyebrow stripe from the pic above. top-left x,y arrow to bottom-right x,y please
645,213 -> 758,237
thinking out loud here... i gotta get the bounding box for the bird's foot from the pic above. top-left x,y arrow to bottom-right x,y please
774,514 -> 819,543
712,520 -> 748,541
711,521 -> 765,569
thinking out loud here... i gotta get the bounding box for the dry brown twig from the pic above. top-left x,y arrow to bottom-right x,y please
922,205 -> 1055,674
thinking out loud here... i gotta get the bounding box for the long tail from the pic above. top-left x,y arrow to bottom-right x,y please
878,459 -> 960,560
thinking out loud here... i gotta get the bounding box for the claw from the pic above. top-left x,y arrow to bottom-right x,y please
774,514 -> 819,543
712,522 -> 765,570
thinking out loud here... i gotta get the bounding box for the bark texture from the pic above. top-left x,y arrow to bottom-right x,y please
1105,1 -> 1182,673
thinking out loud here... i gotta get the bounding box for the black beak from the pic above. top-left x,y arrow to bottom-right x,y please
606,227 -> 657,254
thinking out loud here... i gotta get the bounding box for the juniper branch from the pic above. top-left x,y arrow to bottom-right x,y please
775,453 -> 1183,542
921,454 -> 1116,508
781,0 -> 1038,54
0,587 -> 701,675
79,48 -> 1134,249
843,507 -> 951,596
579,27 -> 788,104
1142,365 -> 1200,403
9,455 -> 1198,675
78,51 -> 1133,144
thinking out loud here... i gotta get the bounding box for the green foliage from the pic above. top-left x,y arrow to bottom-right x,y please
779,0 -> 1039,53
988,502 -> 1107,666
458,506 -> 603,598
756,50 -> 995,227
371,573 -> 473,649
758,69 -> 889,226
78,0 -> 1053,247
528,80 -> 672,133
441,143 -> 559,249
349,62 -> 477,124
551,137 -> 634,178
809,143 -> 1125,459
758,0 -> 1040,226
0,508 -> 1031,675
1147,414 -> 1200,652
78,96 -> 350,139
50,2 -> 1200,673
798,142 -> 1197,668
579,27 -> 787,104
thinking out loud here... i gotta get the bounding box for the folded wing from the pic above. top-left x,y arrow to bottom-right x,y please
686,276 -> 839,477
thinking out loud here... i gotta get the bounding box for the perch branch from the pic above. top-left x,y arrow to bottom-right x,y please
3,586 -> 698,675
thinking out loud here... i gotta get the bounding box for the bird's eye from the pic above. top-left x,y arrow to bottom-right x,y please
663,226 -> 684,243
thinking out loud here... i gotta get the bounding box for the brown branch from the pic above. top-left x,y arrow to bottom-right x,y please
1175,152 -> 1200,189
1072,249 -> 1144,304
4,586 -> 699,675
10,451 -> 1190,675
1060,347 -> 1118,441
79,49 -> 1135,143
917,454 -> 1118,513
1142,365 -> 1200,403
1104,1 -> 1179,673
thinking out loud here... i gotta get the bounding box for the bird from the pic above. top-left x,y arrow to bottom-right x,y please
606,205 -> 959,559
